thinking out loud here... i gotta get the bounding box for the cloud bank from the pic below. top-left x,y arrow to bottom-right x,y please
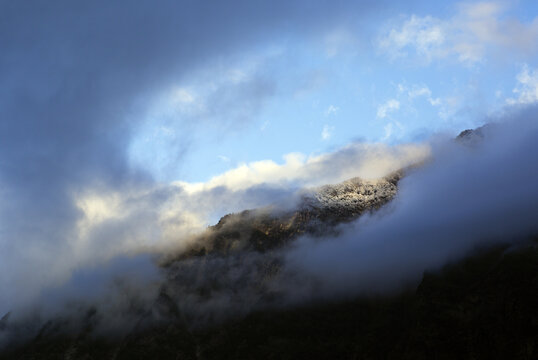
286,106 -> 538,296
0,0 -> 384,314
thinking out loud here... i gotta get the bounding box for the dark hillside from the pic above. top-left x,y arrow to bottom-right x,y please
2,241 -> 537,359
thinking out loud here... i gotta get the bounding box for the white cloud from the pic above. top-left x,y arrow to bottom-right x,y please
405,84 -> 442,106
176,142 -> 430,195
379,83 -> 446,125
378,15 -> 445,62
437,95 -> 462,120
325,105 -> 339,116
75,141 -> 431,261
506,64 -> 538,105
321,124 -> 334,140
218,155 -> 231,162
428,97 -> 442,106
377,99 -> 400,119
382,123 -> 393,141
172,87 -> 196,104
381,121 -> 405,141
260,120 -> 270,131
378,2 -> 538,64
407,85 -> 431,98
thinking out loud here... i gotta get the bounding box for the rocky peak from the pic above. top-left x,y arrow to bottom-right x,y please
169,171 -> 403,261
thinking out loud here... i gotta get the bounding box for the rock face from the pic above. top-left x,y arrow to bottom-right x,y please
304,172 -> 401,221
0,313 -> 9,332
153,172 -> 404,332
172,171 -> 402,260
456,125 -> 490,145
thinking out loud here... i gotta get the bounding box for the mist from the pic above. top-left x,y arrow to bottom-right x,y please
285,106 -> 538,296
0,0 -> 385,315
1,107 -> 536,351
2,2 -> 538,355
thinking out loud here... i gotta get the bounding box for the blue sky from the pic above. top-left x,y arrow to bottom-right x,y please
129,0 -> 538,182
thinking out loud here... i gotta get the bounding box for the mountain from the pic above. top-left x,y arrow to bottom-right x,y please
2,242 -> 537,359
169,171 -> 402,260
1,129 -> 537,359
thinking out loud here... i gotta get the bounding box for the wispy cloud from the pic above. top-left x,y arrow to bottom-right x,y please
167,64 -> 276,128
325,105 -> 339,116
377,99 -> 400,119
378,15 -> 445,62
129,55 -> 277,180
378,2 -> 538,64
260,120 -> 270,131
506,64 -> 538,105
382,123 -> 393,140
321,124 -> 334,140
398,83 -> 442,106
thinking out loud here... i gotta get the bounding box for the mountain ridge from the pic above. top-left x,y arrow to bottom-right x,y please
1,127 -> 537,359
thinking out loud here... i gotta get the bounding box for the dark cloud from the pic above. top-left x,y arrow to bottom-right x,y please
0,0 -> 382,313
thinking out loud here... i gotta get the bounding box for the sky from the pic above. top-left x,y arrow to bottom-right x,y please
1,0 -> 538,316
126,0 -> 538,182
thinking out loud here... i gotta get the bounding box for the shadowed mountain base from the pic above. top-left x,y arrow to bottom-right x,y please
2,241 -> 537,360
